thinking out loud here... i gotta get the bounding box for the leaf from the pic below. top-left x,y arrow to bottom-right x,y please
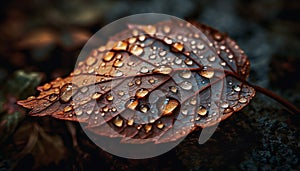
18,20 -> 256,144
0,70 -> 43,144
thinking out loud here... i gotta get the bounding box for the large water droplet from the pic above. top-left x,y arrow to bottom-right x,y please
169,86 -> 178,93
197,106 -> 207,116
112,41 -> 128,51
140,104 -> 149,113
156,122 -> 164,129
238,97 -> 247,104
152,65 -> 173,75
208,56 -> 216,62
127,119 -> 134,126
113,60 -> 124,68
220,102 -> 229,108
129,45 -> 144,56
103,51 -> 115,62
140,66 -> 149,73
113,117 -> 123,127
171,42 -> 184,52
126,99 -> 139,110
60,83 -> 77,103
200,66 -> 214,79
92,92 -> 101,100
179,70 -> 192,79
233,85 -> 241,92
135,88 -> 149,98
179,81 -> 192,90
161,98 -> 179,116
144,124 -> 152,133
106,94 -> 114,101
184,59 -> 193,66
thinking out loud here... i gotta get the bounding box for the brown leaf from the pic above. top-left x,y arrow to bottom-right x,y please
18,20 -> 256,144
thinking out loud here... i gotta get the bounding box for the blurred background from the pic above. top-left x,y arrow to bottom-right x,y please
0,0 -> 299,170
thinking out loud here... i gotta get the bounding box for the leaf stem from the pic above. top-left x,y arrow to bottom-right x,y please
248,83 -> 300,114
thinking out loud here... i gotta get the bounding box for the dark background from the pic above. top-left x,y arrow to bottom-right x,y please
0,0 -> 299,170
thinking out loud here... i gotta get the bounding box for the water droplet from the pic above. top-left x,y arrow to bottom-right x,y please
102,106 -> 109,112
179,70 -> 192,79
111,107 -> 117,112
113,60 -> 124,68
152,65 -> 173,75
169,86 -> 178,93
148,79 -> 155,84
126,99 -> 139,110
75,109 -> 83,115
140,66 -> 149,73
179,81 -> 192,90
213,32 -> 223,41
220,61 -> 226,66
64,105 -> 73,113
163,37 -> 173,44
106,94 -> 114,101
113,117 -> 123,127
138,35 -> 146,41
238,97 -> 247,104
220,102 -> 229,108
86,56 -> 97,66
87,108 -> 93,115
159,50 -> 167,57
128,37 -> 137,44
233,85 -> 241,92
163,25 -> 171,33
208,56 -> 216,62
136,88 -> 149,98
142,25 -> 156,35
129,45 -> 144,56
184,59 -> 193,66
128,82 -> 134,87
113,70 -> 123,77
197,106 -> 207,116
223,107 -> 234,114
174,57 -> 183,65
87,67 -> 95,73
132,29 -> 139,36
112,41 -> 128,51
92,92 -> 101,100
171,42 -> 184,52
144,124 -> 152,133
200,66 -> 214,79
118,91 -> 125,96
140,104 -> 149,113
149,54 -> 156,60
60,83 -> 77,103
161,99 -> 179,116
43,83 -> 51,91
127,119 -> 134,126
73,69 -> 81,76
103,51 -> 115,62
135,79 -> 141,85
156,122 -> 164,129
48,94 -> 58,101
220,45 -> 226,50
190,98 -> 197,105
197,43 -> 205,50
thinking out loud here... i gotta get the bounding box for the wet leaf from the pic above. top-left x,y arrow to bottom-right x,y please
18,20 -> 256,144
